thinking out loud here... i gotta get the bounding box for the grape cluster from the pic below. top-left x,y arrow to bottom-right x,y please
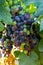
0,5 -> 41,55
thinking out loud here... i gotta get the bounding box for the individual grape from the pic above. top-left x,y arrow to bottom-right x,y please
23,28 -> 27,33
19,30 -> 24,35
17,22 -> 24,27
7,45 -> 13,52
26,30 -> 30,35
17,22 -> 21,27
15,16 -> 20,22
19,42 -> 25,50
19,35 -> 25,42
18,5 -> 22,11
19,14 -> 24,21
15,30 -> 19,34
20,26 -> 24,30
7,30 -> 11,36
14,36 -> 20,42
24,45 -> 30,51
24,13 -> 30,20
19,39 -> 23,43
12,26 -> 17,31
24,50 -> 28,55
14,42 -> 20,47
24,20 -> 27,24
23,24 -> 27,28
13,21 -> 17,26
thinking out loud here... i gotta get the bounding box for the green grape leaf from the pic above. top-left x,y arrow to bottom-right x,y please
0,0 -> 5,5
28,0 -> 42,8
38,38 -> 43,52
0,5 -> 12,25
39,30 -> 43,38
0,22 -> 4,32
19,51 -> 39,65
40,19 -> 43,31
21,0 -> 43,6
34,4 -> 43,17
40,53 -> 43,64
21,0 -> 29,5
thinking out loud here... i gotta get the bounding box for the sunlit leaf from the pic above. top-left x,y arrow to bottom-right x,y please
28,3 -> 37,13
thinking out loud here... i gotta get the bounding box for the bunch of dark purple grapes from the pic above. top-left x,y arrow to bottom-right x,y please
0,5 -> 41,55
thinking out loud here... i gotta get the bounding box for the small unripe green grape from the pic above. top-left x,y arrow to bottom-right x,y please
21,43 -> 25,46
27,30 -> 30,35
4,39 -> 9,48
29,3 -> 37,13
11,38 -> 14,43
20,43 -> 25,50
6,39 -> 9,42
23,24 -> 27,28
23,28 -> 27,33
24,50 -> 28,55
4,41 -> 7,48
20,46 -> 24,50
11,21 -> 17,26
13,22 -> 17,26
